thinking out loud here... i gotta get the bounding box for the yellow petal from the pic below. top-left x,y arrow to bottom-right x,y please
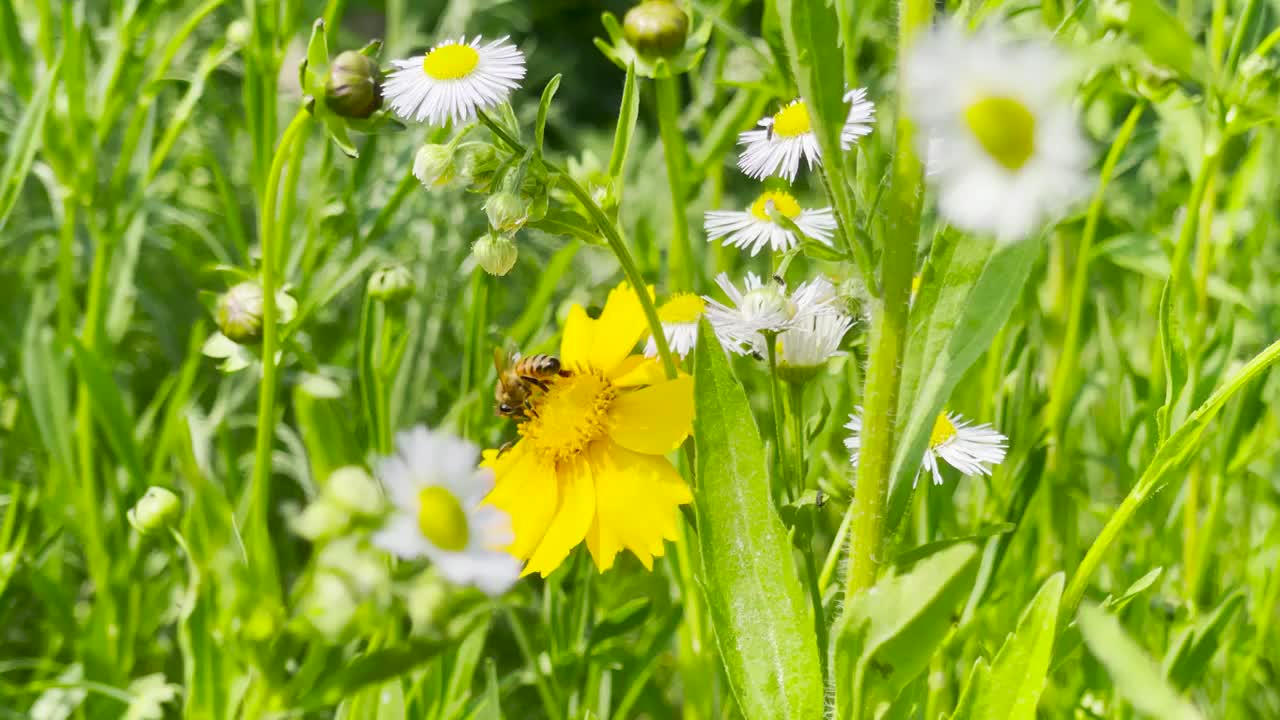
588,440 -> 691,571
589,284 -> 651,373
608,376 -> 694,455
560,304 -> 596,372
608,355 -> 669,387
524,455 -> 595,577
483,446 -> 558,560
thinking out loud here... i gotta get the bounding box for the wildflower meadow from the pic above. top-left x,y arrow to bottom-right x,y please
5,0 -> 1280,717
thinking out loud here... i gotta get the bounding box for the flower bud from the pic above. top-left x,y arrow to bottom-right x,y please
324,50 -> 383,119
367,265 -> 415,303
226,19 -> 252,48
216,282 -> 265,344
455,144 -> 499,191
484,191 -> 530,233
291,499 -> 350,541
326,466 -> 384,517
303,571 -> 359,639
623,1 -> 690,58
472,233 -> 518,276
413,144 -> 456,188
128,486 -> 182,535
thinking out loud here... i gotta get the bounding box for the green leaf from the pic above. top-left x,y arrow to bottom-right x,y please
887,235 -> 1039,527
1106,0 -> 1209,82
832,543 -> 980,718
1163,590 -> 1244,691
1103,567 -> 1164,612
315,637 -> 456,703
1077,603 -> 1203,720
1156,281 -> 1189,443
535,74 -> 561,159
950,573 -> 1063,720
70,339 -> 146,486
608,62 -> 639,183
0,55 -> 60,234
693,321 -> 823,720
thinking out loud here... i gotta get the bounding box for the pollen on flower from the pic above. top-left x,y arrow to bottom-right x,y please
771,101 -> 812,137
519,370 -> 617,464
749,191 -> 803,223
423,43 -> 480,80
963,95 -> 1037,171
659,293 -> 706,323
416,486 -> 469,551
929,412 -> 958,449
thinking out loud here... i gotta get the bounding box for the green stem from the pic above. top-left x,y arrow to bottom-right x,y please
477,111 -> 678,380
248,108 -> 311,593
56,198 -> 77,342
843,0 -> 930,598
764,335 -> 790,499
1169,148 -> 1221,300
655,76 -> 695,291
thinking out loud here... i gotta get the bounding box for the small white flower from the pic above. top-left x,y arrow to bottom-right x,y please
385,36 -> 526,126
645,293 -> 705,358
777,312 -> 854,369
737,88 -> 876,181
704,189 -> 837,256
704,273 -> 835,354
373,425 -> 521,596
904,24 -> 1089,241
844,409 -> 1008,486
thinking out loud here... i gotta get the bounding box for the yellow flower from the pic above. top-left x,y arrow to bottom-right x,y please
483,283 -> 694,576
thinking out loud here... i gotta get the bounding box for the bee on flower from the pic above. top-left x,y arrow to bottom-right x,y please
646,292 -> 706,358
483,283 -> 694,576
704,189 -> 836,256
737,88 -> 875,181
845,409 -> 1008,486
384,36 -> 526,126
903,23 -> 1089,241
704,273 -> 837,354
372,426 -> 521,596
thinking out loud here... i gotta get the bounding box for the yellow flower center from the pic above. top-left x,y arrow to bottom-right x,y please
659,293 -> 706,323
416,486 -> 469,551
423,44 -> 480,80
929,413 -> 957,449
771,101 -> 811,137
749,191 -> 803,223
520,371 -> 616,464
963,95 -> 1036,171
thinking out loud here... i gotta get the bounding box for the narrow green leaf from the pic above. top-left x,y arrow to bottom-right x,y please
950,573 -> 1063,720
1163,591 -> 1244,690
1110,0 -> 1210,82
1077,603 -> 1203,720
607,62 -> 639,183
70,339 -> 146,487
535,74 -> 562,158
693,320 -> 823,720
0,55 -> 60,233
833,543 -> 980,717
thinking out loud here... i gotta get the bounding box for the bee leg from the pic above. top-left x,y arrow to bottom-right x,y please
496,440 -> 515,457
522,376 -> 550,391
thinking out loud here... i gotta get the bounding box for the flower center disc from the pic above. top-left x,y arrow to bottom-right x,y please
423,44 -> 480,80
417,486 -> 469,551
741,286 -> 797,324
750,191 -> 803,223
659,293 -> 706,323
771,102 -> 811,137
929,413 -> 957,448
963,95 -> 1037,171
521,371 -> 616,464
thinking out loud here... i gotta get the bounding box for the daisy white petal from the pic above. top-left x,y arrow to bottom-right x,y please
704,273 -> 837,354
704,190 -> 836,256
645,293 -> 705,357
736,90 -> 877,181
844,408 -> 1008,486
777,311 -> 854,370
373,424 -> 521,595
385,36 -> 527,127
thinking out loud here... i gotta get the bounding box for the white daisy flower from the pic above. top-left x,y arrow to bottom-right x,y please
737,88 -> 876,181
645,293 -> 705,358
704,273 -> 836,354
904,24 -> 1089,242
373,425 -> 521,596
704,189 -> 837,256
384,36 -> 526,126
776,312 -> 854,369
844,409 -> 1008,486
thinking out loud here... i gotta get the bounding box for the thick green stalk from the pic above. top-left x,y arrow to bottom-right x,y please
247,108 -> 311,593
844,0 -> 930,597
1169,148 -> 1221,299
655,76 -> 696,291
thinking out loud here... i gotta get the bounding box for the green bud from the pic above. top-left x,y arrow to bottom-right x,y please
623,1 -> 690,58
484,191 -> 530,233
226,18 -> 252,48
291,498 -> 350,541
325,50 -> 383,119
128,486 -> 182,534
413,144 -> 456,188
367,265 -> 415,303
472,233 -> 519,277
406,571 -> 450,632
325,466 -> 384,517
303,571 -> 358,639
455,143 -> 499,191
777,364 -> 822,385
215,282 -> 265,344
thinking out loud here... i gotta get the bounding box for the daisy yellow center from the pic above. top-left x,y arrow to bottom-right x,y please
520,370 -> 617,464
771,102 -> 811,137
659,293 -> 706,323
963,96 -> 1036,171
423,44 -> 480,80
929,413 -> 957,449
750,191 -> 803,223
416,486 -> 469,552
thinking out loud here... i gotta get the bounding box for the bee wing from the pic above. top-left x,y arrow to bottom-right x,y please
493,346 -> 509,374
502,337 -> 522,363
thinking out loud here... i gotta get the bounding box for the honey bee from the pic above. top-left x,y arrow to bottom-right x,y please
494,347 -> 566,419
